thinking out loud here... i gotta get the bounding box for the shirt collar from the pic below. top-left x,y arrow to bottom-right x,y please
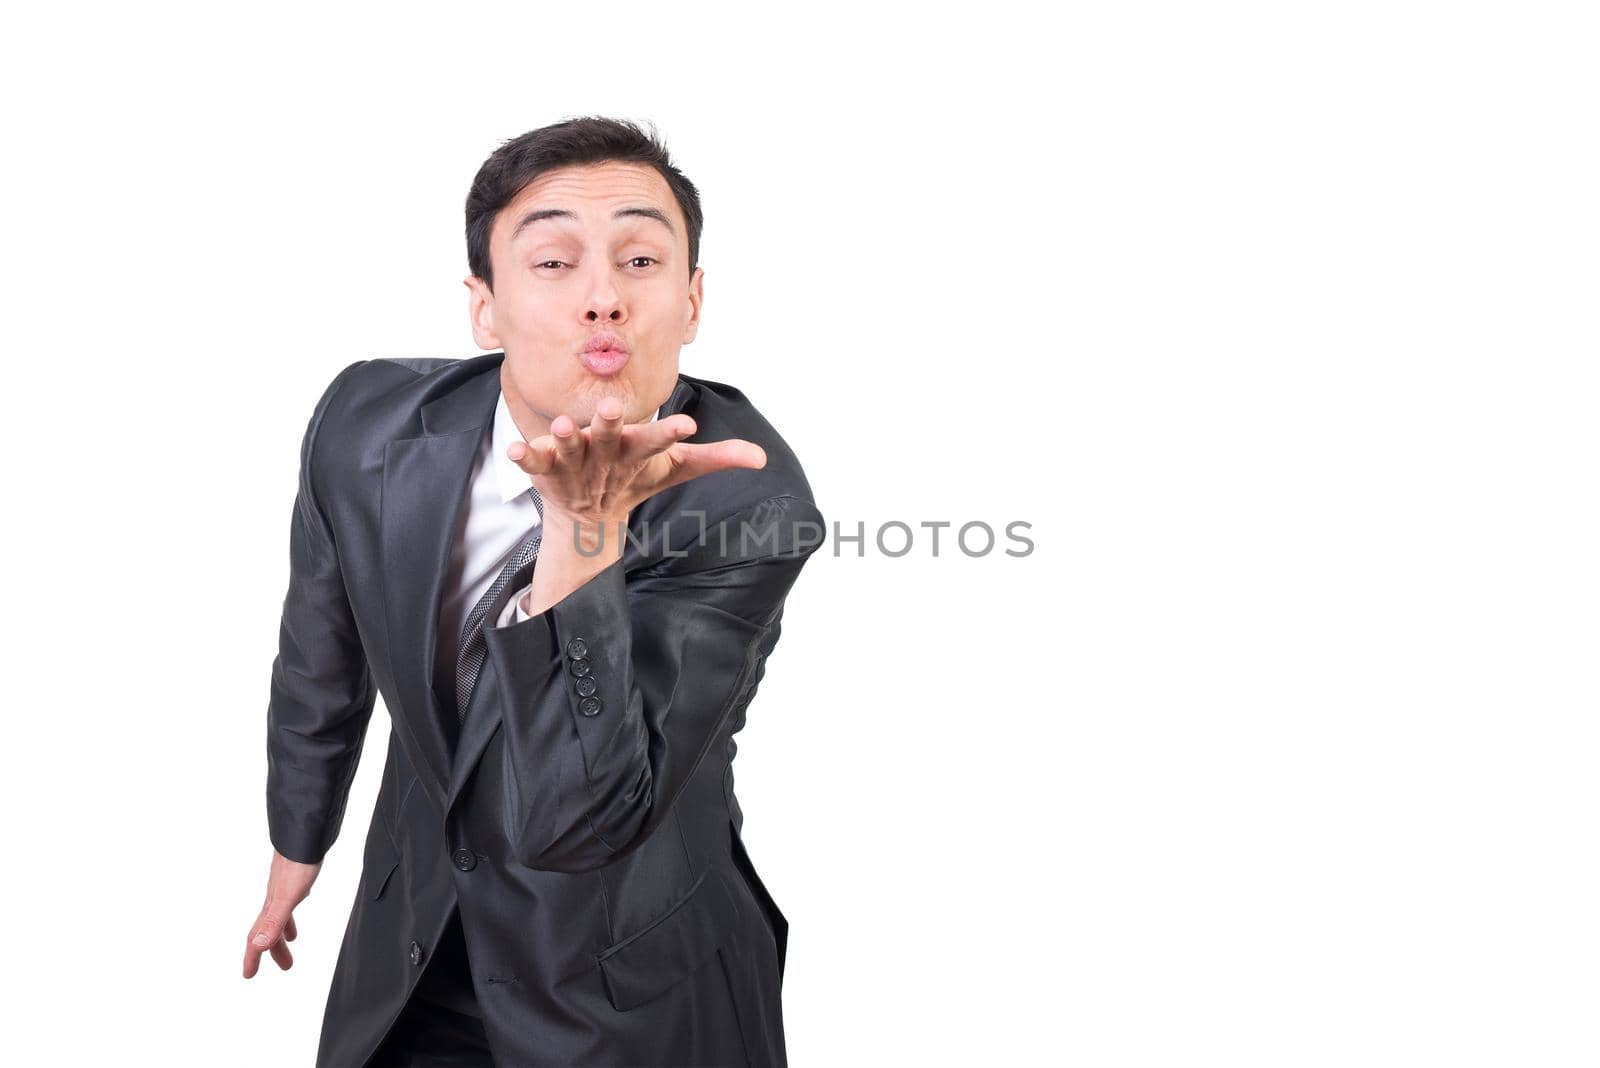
492,391 -> 662,505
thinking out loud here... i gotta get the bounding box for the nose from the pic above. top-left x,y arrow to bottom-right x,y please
582,263 -> 625,324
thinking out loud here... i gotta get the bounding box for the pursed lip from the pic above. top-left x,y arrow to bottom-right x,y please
581,332 -> 629,355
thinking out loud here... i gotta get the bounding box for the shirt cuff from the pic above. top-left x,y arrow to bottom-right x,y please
496,582 -> 534,628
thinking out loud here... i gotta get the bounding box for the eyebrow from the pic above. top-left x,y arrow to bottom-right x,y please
509,205 -> 675,244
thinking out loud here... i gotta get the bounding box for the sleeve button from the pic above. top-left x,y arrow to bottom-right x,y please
565,638 -> 588,659
579,696 -> 602,717
574,676 -> 597,697
568,657 -> 592,678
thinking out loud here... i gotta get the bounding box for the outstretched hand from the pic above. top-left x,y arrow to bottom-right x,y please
507,397 -> 766,530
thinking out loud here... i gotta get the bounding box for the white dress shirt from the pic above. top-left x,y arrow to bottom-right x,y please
435,391 -> 660,693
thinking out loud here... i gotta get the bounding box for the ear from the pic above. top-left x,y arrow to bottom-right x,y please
465,276 -> 502,350
682,266 -> 704,345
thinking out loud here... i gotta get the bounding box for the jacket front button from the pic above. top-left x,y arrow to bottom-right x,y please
409,941 -> 423,966
566,637 -> 588,659
579,696 -> 602,717
452,848 -> 477,872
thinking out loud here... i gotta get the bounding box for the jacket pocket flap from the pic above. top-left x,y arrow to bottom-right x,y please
596,869 -> 738,1011
363,826 -> 400,901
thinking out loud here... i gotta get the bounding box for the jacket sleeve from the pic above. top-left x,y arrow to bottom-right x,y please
482,493 -> 826,872
264,360 -> 376,865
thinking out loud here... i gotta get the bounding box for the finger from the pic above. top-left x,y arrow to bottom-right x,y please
270,936 -> 295,971
243,940 -> 264,979
285,914 -> 298,942
551,413 -> 586,467
625,414 -> 698,458
655,439 -> 768,491
508,436 -> 557,478
587,397 -> 625,465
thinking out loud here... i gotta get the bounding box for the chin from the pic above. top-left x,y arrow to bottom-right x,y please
567,378 -> 636,416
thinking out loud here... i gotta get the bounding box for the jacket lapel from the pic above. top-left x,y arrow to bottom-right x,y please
379,361 -> 502,814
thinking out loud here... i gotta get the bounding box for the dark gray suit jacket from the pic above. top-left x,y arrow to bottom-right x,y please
263,353 -> 824,1067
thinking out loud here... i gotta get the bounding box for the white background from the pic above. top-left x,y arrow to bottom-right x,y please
2,3 -> 1596,1066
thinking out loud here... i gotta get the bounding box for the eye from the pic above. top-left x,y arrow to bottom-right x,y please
627,256 -> 658,269
534,260 -> 566,270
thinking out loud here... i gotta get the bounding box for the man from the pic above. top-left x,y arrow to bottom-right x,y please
241,116 -> 824,1068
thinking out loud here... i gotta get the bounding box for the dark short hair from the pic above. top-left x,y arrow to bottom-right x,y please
465,116 -> 703,293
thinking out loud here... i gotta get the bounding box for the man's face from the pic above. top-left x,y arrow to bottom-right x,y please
466,161 -> 703,437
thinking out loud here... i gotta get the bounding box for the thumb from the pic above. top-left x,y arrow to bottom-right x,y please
660,439 -> 767,488
252,905 -> 288,948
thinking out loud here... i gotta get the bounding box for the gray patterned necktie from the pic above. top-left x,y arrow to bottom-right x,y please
454,486 -> 543,723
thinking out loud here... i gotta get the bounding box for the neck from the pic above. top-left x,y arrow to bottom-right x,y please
500,365 -> 554,442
